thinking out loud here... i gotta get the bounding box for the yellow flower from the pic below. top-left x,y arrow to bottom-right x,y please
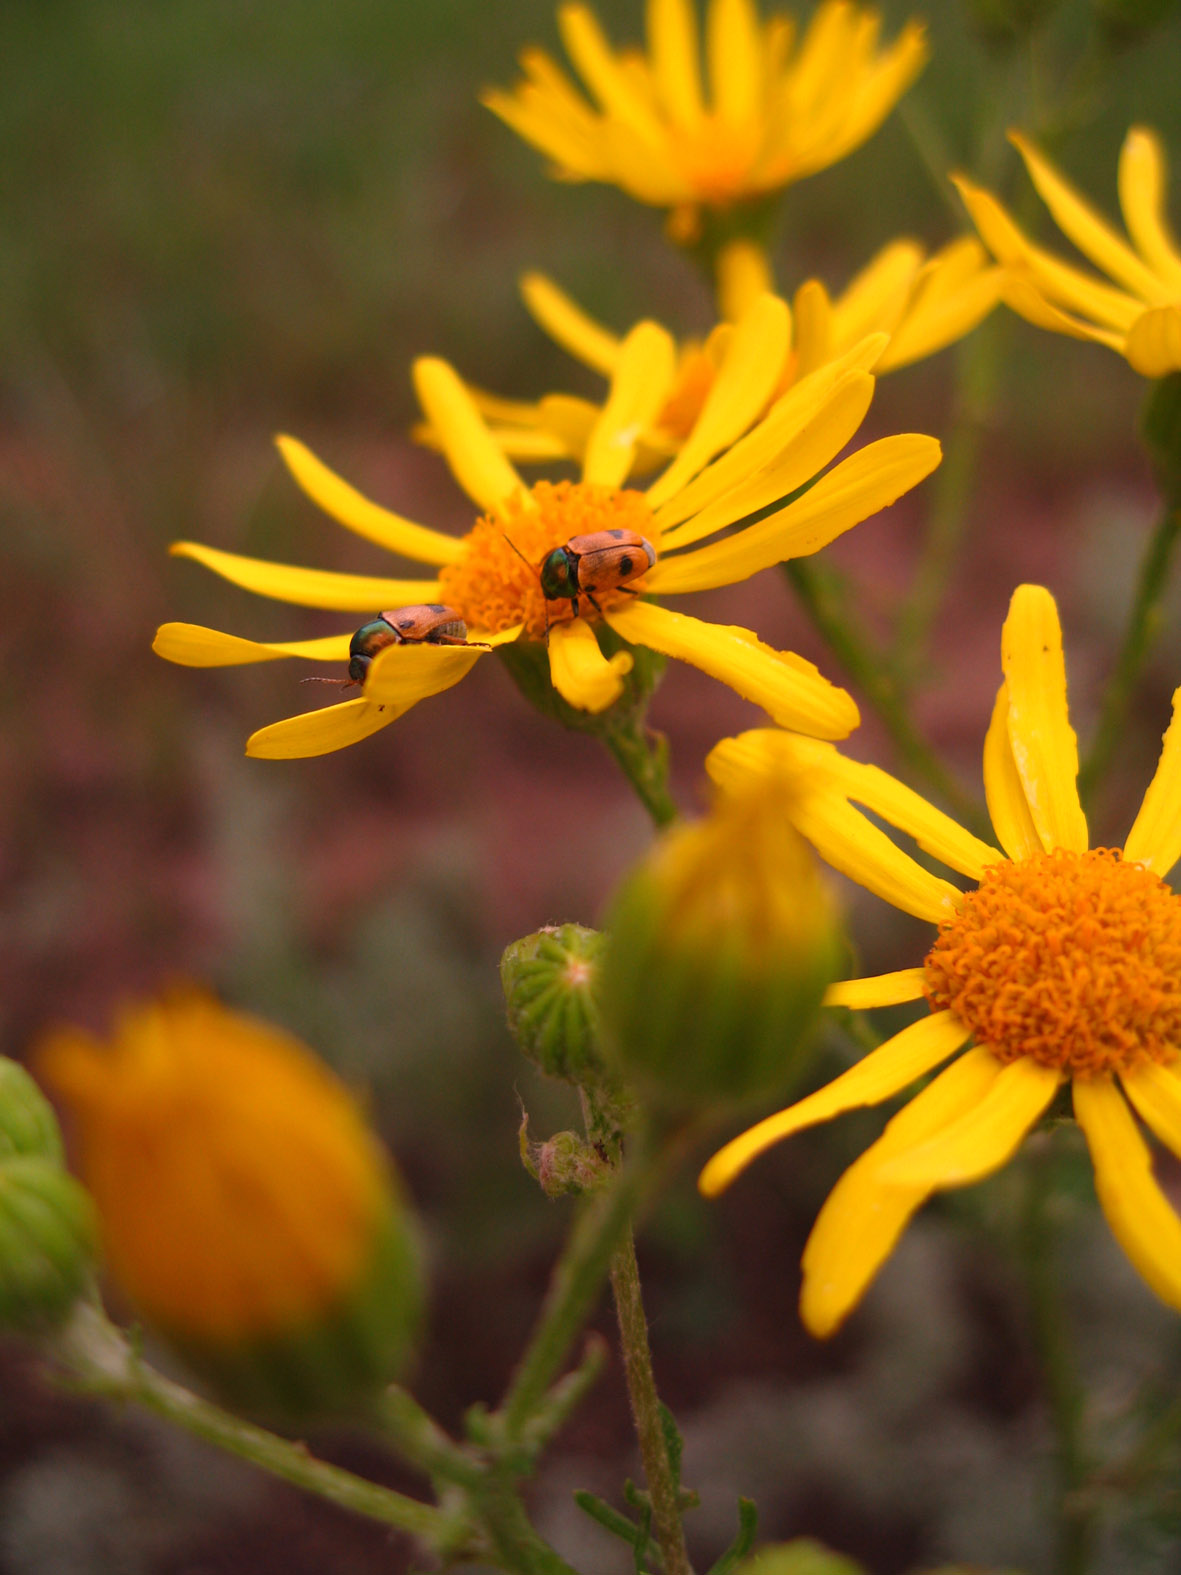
701,584 -> 1181,1337
957,126 -> 1181,377
38,991 -> 421,1412
441,239 -> 999,472
483,0 -> 927,229
155,311 -> 940,758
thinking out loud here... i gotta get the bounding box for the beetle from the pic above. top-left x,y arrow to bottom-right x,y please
346,604 -> 484,683
537,529 -> 656,621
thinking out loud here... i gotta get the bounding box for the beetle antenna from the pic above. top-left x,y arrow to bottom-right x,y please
498,529 -> 551,647
300,675 -> 357,688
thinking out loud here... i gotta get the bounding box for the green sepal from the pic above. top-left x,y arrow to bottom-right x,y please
501,924 -> 609,1087
0,1058 -> 65,1165
0,1158 -> 96,1333
602,869 -> 841,1107
708,1499 -> 759,1575
1142,372 -> 1181,502
496,622 -> 666,737
166,1199 -> 424,1425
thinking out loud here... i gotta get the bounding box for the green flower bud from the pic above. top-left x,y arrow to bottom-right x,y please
600,783 -> 843,1108
736,1542 -> 864,1575
501,924 -> 608,1086
520,1120 -> 611,1198
0,1057 -> 65,1164
0,1158 -> 96,1334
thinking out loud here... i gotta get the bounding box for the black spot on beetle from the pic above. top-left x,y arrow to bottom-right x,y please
619,555 -> 633,573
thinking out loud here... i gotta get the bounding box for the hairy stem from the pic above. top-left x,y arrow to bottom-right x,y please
604,717 -> 678,830
1022,1147 -> 1096,1575
51,1301 -> 458,1553
611,1228 -> 694,1575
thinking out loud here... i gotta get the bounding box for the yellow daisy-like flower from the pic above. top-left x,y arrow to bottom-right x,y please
701,584 -> 1181,1337
155,305 -> 941,758
483,0 -> 927,229
444,238 -> 999,472
957,126 -> 1181,377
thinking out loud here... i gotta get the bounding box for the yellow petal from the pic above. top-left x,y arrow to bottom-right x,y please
644,294 -> 791,508
707,0 -> 763,122
1000,276 -> 1129,352
792,791 -> 963,922
825,968 -> 928,1009
169,542 -> 442,613
699,1009 -> 972,1197
1000,584 -> 1088,853
659,368 -> 875,551
413,357 -> 527,514
583,321 -> 678,487
547,618 -> 633,711
652,338 -> 887,533
875,265 -> 1003,373
705,731 -> 963,921
605,601 -> 859,738
716,238 -> 776,323
792,278 -> 834,378
481,82 -> 604,182
799,1047 -> 999,1338
829,240 -> 922,349
881,1055 -> 1060,1187
1122,1061 -> 1181,1163
982,681 -> 1043,861
648,0 -> 705,125
649,433 -> 941,593
1125,305 -> 1181,378
822,753 -> 999,879
559,4 -> 678,162
246,699 -> 396,760
275,436 -> 461,565
1074,1076 -> 1181,1311
954,176 -> 1141,333
363,641 -> 487,707
520,272 -> 621,376
1118,127 -> 1181,293
1124,689 -> 1181,875
153,624 -> 352,668
1010,130 -> 1170,305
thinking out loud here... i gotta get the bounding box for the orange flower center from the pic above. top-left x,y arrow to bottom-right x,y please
675,117 -> 764,204
923,848 -> 1181,1077
438,480 -> 657,641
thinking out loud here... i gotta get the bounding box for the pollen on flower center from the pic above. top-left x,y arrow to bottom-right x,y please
439,480 -> 657,641
923,848 -> 1181,1076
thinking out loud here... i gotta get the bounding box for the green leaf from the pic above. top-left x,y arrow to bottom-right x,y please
707,1498 -> 759,1575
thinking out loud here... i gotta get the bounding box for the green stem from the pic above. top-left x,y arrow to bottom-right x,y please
1021,1147 -> 1096,1575
51,1301 -> 461,1555
892,315 -> 1006,688
784,559 -> 986,832
480,1481 -> 584,1575
1079,502 -> 1181,804
604,718 -> 678,830
610,1229 -> 694,1575
500,1158 -> 649,1436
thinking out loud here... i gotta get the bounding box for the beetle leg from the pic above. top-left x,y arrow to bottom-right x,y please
584,590 -> 605,616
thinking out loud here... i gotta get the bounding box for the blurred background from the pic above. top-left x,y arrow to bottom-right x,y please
4,0 -> 1181,1570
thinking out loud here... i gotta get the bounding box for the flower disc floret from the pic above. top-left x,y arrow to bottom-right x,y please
439,480 -> 658,640
924,848 -> 1181,1077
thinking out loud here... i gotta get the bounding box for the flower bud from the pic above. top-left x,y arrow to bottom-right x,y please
0,1158 -> 96,1334
36,991 -> 423,1420
600,782 -> 843,1108
736,1542 -> 864,1575
0,1056 -> 66,1164
519,1119 -> 611,1198
501,924 -> 608,1086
